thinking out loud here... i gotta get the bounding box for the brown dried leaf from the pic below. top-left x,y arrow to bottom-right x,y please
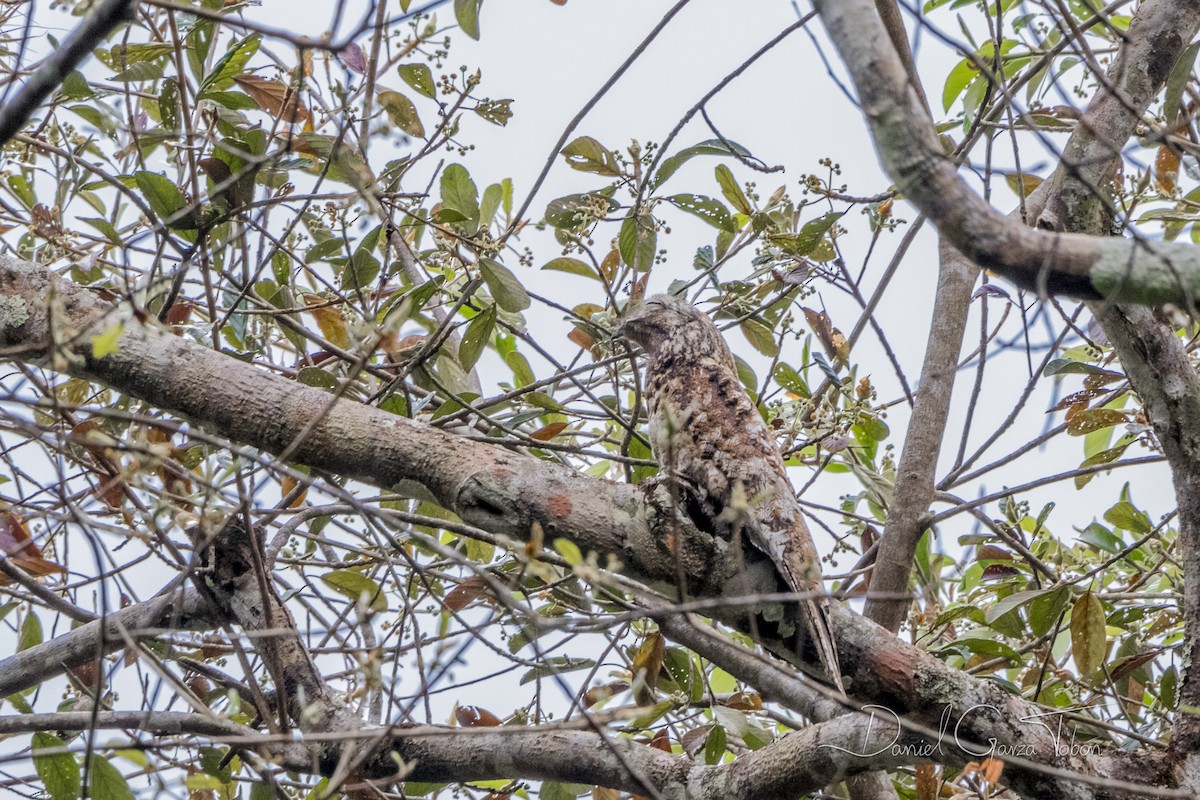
582,681 -> 629,708
722,691 -> 762,711
281,474 -> 308,508
568,327 -> 596,351
1108,649 -> 1161,683
680,725 -> 712,756
981,756 -> 1004,785
530,422 -> 568,442
915,762 -> 940,800
232,74 -> 312,126
443,576 -> 488,612
976,544 -> 1012,561
1155,145 -> 1180,193
303,294 -> 350,349
599,248 -> 620,282
802,306 -> 848,365
1050,388 -> 1104,412
0,511 -> 38,559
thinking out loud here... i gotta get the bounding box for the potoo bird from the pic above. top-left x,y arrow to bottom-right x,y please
618,293 -> 843,692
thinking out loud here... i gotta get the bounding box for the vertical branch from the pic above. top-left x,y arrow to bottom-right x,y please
859,2 -> 976,635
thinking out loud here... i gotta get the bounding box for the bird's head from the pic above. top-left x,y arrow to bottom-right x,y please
614,293 -> 713,357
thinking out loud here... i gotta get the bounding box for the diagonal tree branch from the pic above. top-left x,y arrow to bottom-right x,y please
810,0 -> 1200,306
2,254 -> 1193,797
0,0 -> 137,145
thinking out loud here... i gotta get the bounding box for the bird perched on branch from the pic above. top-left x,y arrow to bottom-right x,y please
617,293 -> 843,693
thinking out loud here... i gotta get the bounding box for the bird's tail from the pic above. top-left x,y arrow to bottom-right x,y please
803,596 -> 844,694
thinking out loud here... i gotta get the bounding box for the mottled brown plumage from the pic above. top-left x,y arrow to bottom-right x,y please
619,293 -> 843,692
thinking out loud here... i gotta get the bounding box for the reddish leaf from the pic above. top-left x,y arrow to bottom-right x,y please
0,512 -> 38,559
1050,389 -> 1104,412
455,705 -> 502,727
232,74 -> 312,126
1108,649 -> 1161,682
1155,145 -> 1180,193
976,544 -> 1012,561
568,327 -> 596,351
722,691 -> 762,711
443,576 -> 488,612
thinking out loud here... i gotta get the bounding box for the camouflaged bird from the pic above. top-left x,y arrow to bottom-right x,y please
618,293 -> 843,692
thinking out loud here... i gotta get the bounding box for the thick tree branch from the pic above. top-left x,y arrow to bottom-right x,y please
2,256 -> 1193,796
810,0 -> 1200,306
0,0 -> 137,145
0,580 -> 211,697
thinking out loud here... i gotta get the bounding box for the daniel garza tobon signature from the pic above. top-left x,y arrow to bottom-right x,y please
820,704 -> 1104,759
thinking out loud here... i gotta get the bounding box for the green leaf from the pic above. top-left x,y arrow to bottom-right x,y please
773,363 -> 810,398
459,304 -> 496,370
506,351 -> 535,386
769,212 -> 843,256
199,33 -> 261,93
540,781 -> 590,800
714,164 -> 751,215
541,257 -> 597,279
306,238 -> 345,263
398,63 -> 436,99
474,99 -> 513,126
519,656 -> 596,686
378,90 -> 424,137
60,71 -> 92,100
666,194 -> 736,232
1165,41 -> 1200,127
1043,359 -> 1122,378
1080,522 -> 1123,553
618,209 -> 656,271
480,183 -> 503,226
553,537 -> 582,565
983,586 -> 1051,626
321,570 -> 388,613
454,0 -> 483,39
1104,501 -> 1153,534
1027,584 -> 1070,637
652,138 -> 753,189
479,259 -> 531,312
1070,591 -> 1106,678
33,732 -> 80,800
704,725 -> 727,765
740,318 -> 779,357
79,217 -> 121,245
560,136 -> 620,176
90,322 -> 124,360
544,191 -> 617,231
109,62 -> 163,83
86,755 -> 135,800
297,367 -> 339,390
1162,664 -> 1179,710
132,171 -> 181,216
942,56 -> 978,112
111,43 -> 176,63
439,163 -> 480,227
